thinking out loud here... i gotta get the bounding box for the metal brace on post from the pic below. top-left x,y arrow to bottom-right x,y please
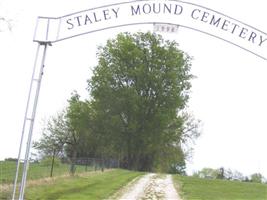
12,41 -> 51,200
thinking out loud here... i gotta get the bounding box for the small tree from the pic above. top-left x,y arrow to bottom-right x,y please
224,168 -> 234,180
34,92 -> 94,175
250,173 -> 263,183
65,91 -> 92,174
33,112 -> 66,177
194,168 -> 220,179
231,170 -> 245,181
216,167 -> 225,179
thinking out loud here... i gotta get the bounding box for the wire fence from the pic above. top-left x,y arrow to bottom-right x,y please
0,157 -> 119,199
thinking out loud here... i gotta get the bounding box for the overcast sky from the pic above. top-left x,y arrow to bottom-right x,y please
0,0 -> 266,177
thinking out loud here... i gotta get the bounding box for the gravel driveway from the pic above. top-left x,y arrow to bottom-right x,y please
118,173 -> 181,200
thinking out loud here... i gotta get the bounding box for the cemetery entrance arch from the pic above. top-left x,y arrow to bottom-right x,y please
13,1 -> 267,199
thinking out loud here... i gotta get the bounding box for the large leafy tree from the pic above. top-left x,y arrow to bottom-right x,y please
89,32 -> 198,171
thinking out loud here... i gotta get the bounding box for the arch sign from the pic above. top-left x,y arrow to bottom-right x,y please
34,0 -> 267,60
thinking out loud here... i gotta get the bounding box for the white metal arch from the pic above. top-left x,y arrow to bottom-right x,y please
34,0 -> 267,60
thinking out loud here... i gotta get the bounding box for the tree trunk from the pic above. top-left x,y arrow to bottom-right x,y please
70,149 -> 77,175
50,149 -> 56,177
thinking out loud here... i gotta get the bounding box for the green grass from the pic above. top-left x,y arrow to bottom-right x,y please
25,169 -> 144,200
173,175 -> 267,200
0,160 -> 101,199
0,161 -> 17,184
0,161 -> 92,184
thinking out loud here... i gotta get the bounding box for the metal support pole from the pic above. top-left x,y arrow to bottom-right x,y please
12,42 -> 49,200
12,44 -> 41,200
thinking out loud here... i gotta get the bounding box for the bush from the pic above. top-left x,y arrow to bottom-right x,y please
250,173 -> 263,183
4,157 -> 18,162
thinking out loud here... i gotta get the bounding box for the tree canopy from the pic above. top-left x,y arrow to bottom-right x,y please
89,32 -> 198,171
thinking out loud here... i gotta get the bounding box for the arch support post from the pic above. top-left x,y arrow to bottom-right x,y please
12,41 -> 50,200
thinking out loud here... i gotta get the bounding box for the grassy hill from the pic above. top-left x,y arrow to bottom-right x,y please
0,160 -> 89,184
1,161 -> 267,200
173,175 -> 267,200
0,160 -> 120,199
24,169 -> 143,200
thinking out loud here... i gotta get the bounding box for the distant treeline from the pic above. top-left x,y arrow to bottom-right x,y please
193,167 -> 266,184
